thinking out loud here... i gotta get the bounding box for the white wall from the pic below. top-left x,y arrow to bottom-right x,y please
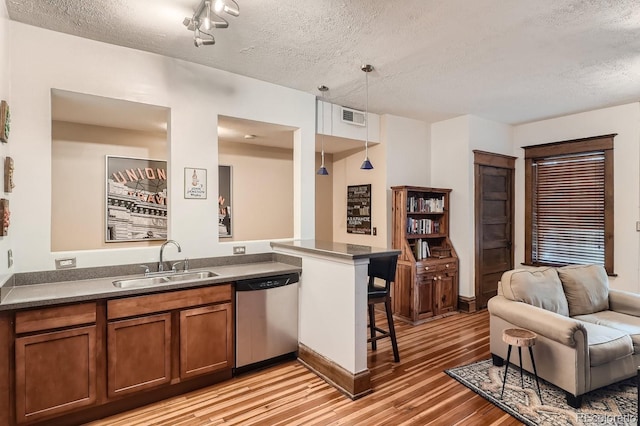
384,114 -> 430,188
513,103 -> 640,292
0,2 -> 11,277
431,115 -> 512,298
317,100 -> 380,143
10,22 -> 316,272
383,114 -> 430,247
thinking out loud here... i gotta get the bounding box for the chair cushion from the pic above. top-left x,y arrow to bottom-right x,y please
575,310 -> 640,354
578,320 -> 633,366
499,267 -> 569,316
558,264 -> 609,316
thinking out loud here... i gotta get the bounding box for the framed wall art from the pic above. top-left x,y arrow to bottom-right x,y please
105,156 -> 167,242
184,167 -> 207,199
347,184 -> 372,234
218,165 -> 232,238
0,100 -> 9,143
4,157 -> 14,193
0,198 -> 9,236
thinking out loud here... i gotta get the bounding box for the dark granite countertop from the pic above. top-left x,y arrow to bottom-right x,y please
0,255 -> 301,311
271,240 -> 400,260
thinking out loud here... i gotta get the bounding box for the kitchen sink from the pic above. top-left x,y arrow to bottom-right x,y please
113,271 -> 218,288
164,271 -> 218,281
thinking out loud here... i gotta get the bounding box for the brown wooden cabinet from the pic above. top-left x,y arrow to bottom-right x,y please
14,303 -> 97,424
106,285 -> 233,400
107,313 -> 172,398
392,186 -> 459,324
179,303 -> 233,379
4,283 -> 235,425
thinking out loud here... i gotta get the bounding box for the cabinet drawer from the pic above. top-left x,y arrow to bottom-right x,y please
417,261 -> 457,274
108,284 -> 232,320
416,273 -> 435,285
16,302 -> 97,334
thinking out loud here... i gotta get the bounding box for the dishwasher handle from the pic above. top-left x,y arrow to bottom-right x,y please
235,273 -> 299,291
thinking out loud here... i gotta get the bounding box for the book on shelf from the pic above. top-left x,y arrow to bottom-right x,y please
413,238 -> 430,260
407,195 -> 445,213
406,217 -> 441,235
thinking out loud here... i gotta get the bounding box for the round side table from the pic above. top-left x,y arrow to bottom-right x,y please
500,328 -> 543,402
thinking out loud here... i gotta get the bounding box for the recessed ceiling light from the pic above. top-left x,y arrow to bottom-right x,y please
244,134 -> 257,139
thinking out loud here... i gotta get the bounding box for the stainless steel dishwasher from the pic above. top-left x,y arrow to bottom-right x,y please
235,272 -> 299,373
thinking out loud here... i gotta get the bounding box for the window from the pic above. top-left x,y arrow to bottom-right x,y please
524,134 -> 614,274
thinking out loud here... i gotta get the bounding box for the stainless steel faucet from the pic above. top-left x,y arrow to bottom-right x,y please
159,240 -> 182,272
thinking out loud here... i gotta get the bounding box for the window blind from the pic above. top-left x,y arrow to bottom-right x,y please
532,151 -> 605,266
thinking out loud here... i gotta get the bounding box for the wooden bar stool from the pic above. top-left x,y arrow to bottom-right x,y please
367,255 -> 400,362
500,328 -> 542,402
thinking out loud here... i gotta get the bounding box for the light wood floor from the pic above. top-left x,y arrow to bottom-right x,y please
86,309 -> 523,426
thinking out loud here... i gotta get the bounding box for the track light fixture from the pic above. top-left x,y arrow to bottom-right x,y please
193,27 -> 215,46
183,0 -> 239,47
317,85 -> 329,176
360,64 -> 374,170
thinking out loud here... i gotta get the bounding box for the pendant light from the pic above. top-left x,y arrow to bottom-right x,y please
317,85 -> 329,176
360,64 -> 374,170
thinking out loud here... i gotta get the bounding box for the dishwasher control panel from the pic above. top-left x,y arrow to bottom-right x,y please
235,273 -> 299,291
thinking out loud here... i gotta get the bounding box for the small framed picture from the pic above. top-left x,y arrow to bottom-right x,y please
184,168 -> 207,199
0,100 -> 10,143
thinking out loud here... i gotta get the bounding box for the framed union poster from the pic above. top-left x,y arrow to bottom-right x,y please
105,156 -> 168,242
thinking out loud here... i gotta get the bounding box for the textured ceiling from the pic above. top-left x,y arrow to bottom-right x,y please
6,0 -> 640,124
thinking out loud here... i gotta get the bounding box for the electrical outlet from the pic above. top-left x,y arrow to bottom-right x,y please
7,249 -> 12,268
55,257 -> 76,269
637,221 -> 640,232
372,227 -> 377,236
233,246 -> 246,255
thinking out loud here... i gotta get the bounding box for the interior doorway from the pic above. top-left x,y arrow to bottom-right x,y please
474,151 -> 516,309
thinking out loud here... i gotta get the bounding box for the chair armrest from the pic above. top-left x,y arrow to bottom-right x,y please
488,295 -> 586,347
609,289 -> 640,317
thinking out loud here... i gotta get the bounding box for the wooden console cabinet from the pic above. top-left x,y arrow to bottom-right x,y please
391,186 -> 459,324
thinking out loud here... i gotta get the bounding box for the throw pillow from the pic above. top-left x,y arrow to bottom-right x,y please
500,267 -> 569,316
558,264 -> 609,316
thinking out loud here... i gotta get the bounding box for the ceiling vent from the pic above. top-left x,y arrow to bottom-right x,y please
341,107 -> 366,127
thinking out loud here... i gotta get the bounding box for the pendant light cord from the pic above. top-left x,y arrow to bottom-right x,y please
365,70 -> 369,156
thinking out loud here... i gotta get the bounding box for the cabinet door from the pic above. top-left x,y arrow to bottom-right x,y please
434,272 -> 456,315
15,326 -> 96,424
180,303 -> 233,380
415,273 -> 434,320
107,313 -> 171,398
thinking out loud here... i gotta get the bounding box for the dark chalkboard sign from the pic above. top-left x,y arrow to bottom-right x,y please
347,184 -> 372,234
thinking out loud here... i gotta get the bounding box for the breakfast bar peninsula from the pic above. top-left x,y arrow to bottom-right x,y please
271,240 -> 400,399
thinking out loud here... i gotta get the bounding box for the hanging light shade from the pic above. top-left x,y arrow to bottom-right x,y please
360,64 -> 374,170
317,85 -> 329,176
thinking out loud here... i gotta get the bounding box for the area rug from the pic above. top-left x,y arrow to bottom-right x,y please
445,359 -> 637,425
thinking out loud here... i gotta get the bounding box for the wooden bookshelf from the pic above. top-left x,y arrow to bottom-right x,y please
391,186 -> 459,324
